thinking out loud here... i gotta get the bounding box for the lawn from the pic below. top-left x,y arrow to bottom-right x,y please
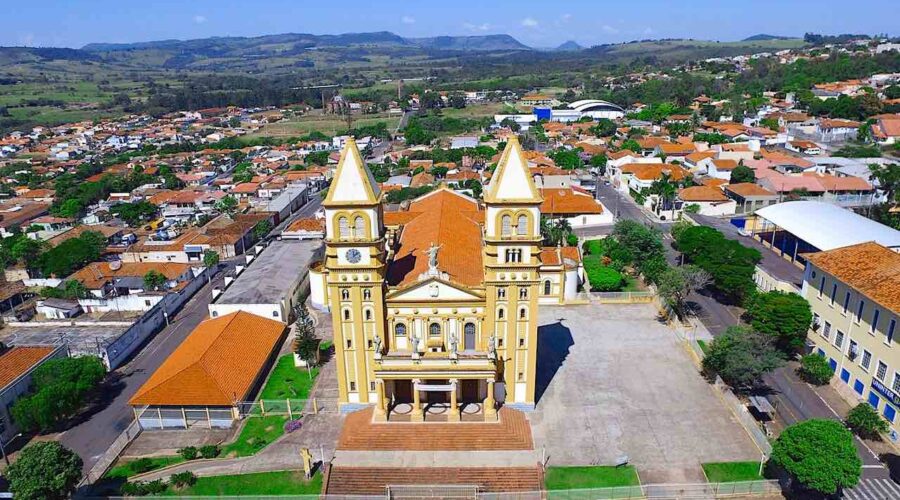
702,461 -> 763,483
221,415 -> 288,457
258,355 -> 319,401
104,456 -> 185,479
162,470 -> 322,496
544,466 -> 640,490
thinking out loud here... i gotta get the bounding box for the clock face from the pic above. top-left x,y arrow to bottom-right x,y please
346,248 -> 362,264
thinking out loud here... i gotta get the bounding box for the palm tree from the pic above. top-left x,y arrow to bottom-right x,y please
650,173 -> 678,221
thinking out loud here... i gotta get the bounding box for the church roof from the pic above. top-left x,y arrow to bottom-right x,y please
484,137 -> 542,204
386,189 -> 484,288
323,138 -> 381,207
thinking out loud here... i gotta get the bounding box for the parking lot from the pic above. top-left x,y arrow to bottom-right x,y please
529,303 -> 760,484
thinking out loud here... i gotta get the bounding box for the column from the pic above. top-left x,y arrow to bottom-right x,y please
449,379 -> 460,422
411,379 -> 424,422
484,378 -> 497,421
373,380 -> 387,421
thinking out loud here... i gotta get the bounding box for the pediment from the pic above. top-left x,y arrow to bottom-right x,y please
387,277 -> 483,302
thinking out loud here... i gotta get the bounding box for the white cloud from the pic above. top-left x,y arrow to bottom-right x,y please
401,15 -> 416,25
193,15 -> 207,24
463,22 -> 492,32
643,27 -> 654,35
521,17 -> 539,28
601,25 -> 619,34
561,13 -> 572,22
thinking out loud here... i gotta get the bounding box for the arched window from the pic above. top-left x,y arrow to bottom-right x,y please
394,323 -> 407,337
501,215 -> 512,236
363,288 -> 371,300
341,289 -> 350,300
429,322 -> 441,337
497,288 -> 506,299
516,214 -> 528,235
519,307 -> 528,320
343,309 -> 351,321
544,280 -> 552,296
338,217 -> 350,239
354,216 -> 366,239
465,323 -> 476,337
364,309 -> 372,321
497,308 -> 505,320
519,287 -> 528,299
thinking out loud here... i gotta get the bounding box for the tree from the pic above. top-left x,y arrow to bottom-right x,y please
770,419 -> 861,495
6,441 -> 83,500
745,291 -> 812,353
253,220 -> 273,240
620,139 -> 641,153
701,326 -> 783,390
11,356 -> 105,433
38,231 -> 105,278
657,265 -> 711,318
798,354 -> 834,385
590,118 -> 617,137
111,200 -> 157,227
649,172 -> 678,220
143,270 -> 168,291
215,195 -> 239,217
869,163 -> 900,203
589,154 -> 608,176
586,265 -> 624,292
540,217 -> 573,247
203,249 -> 220,269
675,226 -> 761,302
846,402 -> 889,439
11,237 -> 45,270
293,302 -> 319,364
729,164 -> 756,184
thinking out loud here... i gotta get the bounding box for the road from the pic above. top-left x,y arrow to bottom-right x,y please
596,182 -> 891,479
60,263 -> 232,473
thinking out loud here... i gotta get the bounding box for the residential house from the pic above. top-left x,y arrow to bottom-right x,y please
723,183 -> 779,214
68,261 -> 197,313
540,187 -> 613,228
816,119 -> 861,142
0,346 -> 67,442
678,185 -> 736,216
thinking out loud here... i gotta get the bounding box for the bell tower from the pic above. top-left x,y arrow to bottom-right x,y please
323,138 -> 386,408
482,137 -> 542,409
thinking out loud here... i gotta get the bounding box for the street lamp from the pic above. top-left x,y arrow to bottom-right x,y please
1,433 -> 22,466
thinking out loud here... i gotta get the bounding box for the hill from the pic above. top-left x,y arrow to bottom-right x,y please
408,34 -> 529,51
555,41 -> 583,51
743,34 -> 793,41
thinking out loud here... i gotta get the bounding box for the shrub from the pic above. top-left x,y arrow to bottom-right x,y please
178,446 -> 199,460
798,354 -> 834,385
6,442 -> 82,500
582,239 -> 603,256
846,403 -> 889,439
121,479 -> 168,496
128,457 -> 155,474
169,471 -> 198,488
566,233 -> 579,247
586,265 -> 624,292
199,444 -> 220,459
284,419 -> 304,434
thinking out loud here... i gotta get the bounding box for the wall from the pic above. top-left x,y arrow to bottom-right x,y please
0,345 -> 67,442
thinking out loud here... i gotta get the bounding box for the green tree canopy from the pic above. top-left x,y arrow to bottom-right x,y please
729,164 -> 756,184
846,402 -> 889,440
770,419 -> 861,495
745,291 -> 812,353
701,326 -> 783,390
38,230 -> 106,278
110,200 -> 158,227
6,441 -> 83,500
11,356 -> 105,433
675,226 -> 761,302
143,270 -> 168,291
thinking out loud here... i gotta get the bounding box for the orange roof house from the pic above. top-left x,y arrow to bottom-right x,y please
0,346 -> 59,390
540,188 -> 603,216
678,185 -> 728,202
805,242 -> 900,313
130,311 -> 286,408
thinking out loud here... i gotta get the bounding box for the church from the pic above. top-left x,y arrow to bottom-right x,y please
312,137 -> 581,421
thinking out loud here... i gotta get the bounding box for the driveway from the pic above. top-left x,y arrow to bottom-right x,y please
529,304 -> 760,484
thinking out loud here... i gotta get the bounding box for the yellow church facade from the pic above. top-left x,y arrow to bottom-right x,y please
320,138 -> 555,421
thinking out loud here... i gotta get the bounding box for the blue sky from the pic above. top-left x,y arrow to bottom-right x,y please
4,0 -> 896,49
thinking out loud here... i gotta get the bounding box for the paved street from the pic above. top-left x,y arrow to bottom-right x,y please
601,181 -> 893,480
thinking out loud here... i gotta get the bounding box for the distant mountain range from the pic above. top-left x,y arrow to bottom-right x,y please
81,31 -> 531,53
555,41 -> 584,51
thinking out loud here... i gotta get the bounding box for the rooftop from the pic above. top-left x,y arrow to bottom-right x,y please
806,242 -> 900,314
756,201 -> 900,252
0,346 -> 57,390
216,239 -> 321,305
129,311 -> 286,407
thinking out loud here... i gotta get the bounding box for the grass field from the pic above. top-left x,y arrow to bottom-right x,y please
104,456 -> 185,479
544,466 -> 640,490
162,470 -> 322,496
701,461 -> 763,483
249,114 -> 400,138
258,355 -> 319,400
221,415 -> 288,457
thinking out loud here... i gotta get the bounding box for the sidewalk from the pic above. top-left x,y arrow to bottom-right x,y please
332,450 -> 540,468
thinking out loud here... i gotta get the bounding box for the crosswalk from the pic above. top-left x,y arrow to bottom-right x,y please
844,479 -> 900,499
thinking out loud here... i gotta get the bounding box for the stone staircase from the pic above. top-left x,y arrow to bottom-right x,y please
337,407 -> 533,451
323,465 -> 544,495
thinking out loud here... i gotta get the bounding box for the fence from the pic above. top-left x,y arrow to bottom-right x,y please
236,398 -> 340,418
80,419 -> 142,486
581,291 -> 656,304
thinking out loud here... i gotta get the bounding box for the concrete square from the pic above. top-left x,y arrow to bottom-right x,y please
530,304 -> 761,483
